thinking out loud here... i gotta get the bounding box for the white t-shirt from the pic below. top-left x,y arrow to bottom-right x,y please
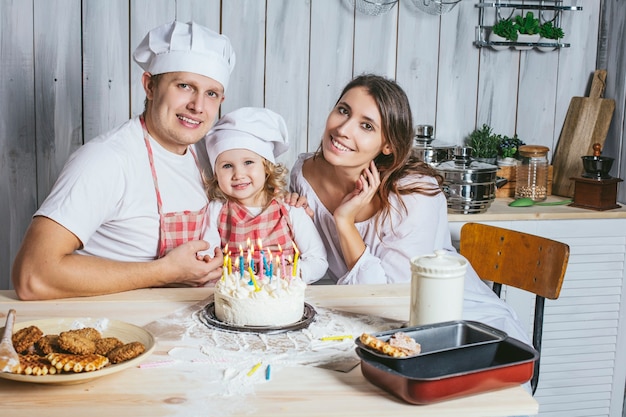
290,153 -> 530,344
36,117 -> 208,261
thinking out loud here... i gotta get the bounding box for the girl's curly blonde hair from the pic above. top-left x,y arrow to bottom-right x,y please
205,159 -> 289,208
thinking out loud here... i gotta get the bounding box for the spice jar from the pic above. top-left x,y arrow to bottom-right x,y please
409,250 -> 467,326
515,145 -> 549,202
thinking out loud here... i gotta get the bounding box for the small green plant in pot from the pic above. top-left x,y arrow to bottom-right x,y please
514,12 -> 540,50
538,21 -> 565,52
490,18 -> 517,50
466,124 -> 500,163
498,134 -> 526,166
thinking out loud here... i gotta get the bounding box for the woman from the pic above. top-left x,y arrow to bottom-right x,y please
290,74 -> 529,342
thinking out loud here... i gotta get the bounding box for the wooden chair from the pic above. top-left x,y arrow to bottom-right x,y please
459,222 -> 570,394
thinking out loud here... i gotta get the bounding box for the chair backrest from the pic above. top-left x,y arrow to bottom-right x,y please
460,223 -> 569,300
459,222 -> 570,394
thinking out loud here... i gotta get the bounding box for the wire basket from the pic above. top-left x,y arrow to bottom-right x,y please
411,0 -> 462,15
352,0 -> 398,16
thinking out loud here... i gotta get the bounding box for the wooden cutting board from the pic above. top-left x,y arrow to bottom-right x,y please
551,70 -> 616,197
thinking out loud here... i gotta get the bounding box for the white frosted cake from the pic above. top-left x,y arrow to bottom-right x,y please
214,271 -> 306,327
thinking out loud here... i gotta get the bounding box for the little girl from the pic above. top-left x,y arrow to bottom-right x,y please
202,107 -> 328,283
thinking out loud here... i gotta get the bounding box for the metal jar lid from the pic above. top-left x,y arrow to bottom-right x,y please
413,124 -> 457,165
435,147 -> 498,175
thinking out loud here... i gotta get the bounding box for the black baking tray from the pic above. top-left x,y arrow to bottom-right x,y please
354,320 -> 507,374
357,335 -> 538,404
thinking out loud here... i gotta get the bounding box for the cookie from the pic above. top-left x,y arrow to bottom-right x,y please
95,337 -> 124,356
36,334 -> 61,355
107,341 -> 146,364
66,327 -> 102,341
12,326 -> 44,354
58,331 -> 96,355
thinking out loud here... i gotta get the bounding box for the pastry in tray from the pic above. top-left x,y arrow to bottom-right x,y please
359,332 -> 421,358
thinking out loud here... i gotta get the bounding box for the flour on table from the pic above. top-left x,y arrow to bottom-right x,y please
142,297 -> 404,416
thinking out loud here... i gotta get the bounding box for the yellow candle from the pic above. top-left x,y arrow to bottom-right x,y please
227,251 -> 232,275
292,241 -> 300,277
247,362 -> 262,377
247,251 -> 260,291
248,266 -> 260,291
320,335 -> 353,341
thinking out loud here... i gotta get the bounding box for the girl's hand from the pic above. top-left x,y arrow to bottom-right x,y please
334,161 -> 380,223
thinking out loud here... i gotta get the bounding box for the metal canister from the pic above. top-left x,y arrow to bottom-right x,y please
413,125 -> 457,166
435,147 -> 498,214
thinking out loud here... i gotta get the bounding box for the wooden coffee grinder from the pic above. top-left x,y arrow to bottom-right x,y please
570,143 -> 622,210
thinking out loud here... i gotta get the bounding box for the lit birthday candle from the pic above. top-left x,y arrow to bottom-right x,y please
239,245 -> 244,277
257,239 -> 264,278
267,249 -> 273,279
259,238 -> 269,277
222,244 -> 229,281
247,251 -> 260,291
287,254 -> 293,280
267,249 -> 274,281
292,241 -> 300,277
278,243 -> 287,279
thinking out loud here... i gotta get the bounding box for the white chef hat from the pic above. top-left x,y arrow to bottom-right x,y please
206,107 -> 289,171
133,21 -> 236,91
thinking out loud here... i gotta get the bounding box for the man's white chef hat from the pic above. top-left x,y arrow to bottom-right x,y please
133,21 -> 236,91
206,107 -> 289,171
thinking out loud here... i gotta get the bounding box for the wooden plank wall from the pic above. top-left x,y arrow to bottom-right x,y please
0,0 -> 612,291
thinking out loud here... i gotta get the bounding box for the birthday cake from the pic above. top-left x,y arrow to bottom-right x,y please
214,270 -> 307,327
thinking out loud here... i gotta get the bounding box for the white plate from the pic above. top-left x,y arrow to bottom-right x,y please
0,317 -> 155,385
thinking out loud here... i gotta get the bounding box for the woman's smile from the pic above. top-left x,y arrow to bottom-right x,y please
330,137 -> 353,152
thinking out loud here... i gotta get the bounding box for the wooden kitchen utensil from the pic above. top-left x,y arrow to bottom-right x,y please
551,70 -> 616,197
0,309 -> 20,373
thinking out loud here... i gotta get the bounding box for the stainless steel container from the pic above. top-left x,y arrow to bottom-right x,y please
413,125 -> 457,166
435,148 -> 498,214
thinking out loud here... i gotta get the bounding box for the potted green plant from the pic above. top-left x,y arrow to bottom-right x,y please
489,18 -> 517,51
538,21 -> 565,52
466,124 -> 500,164
498,134 -> 525,166
514,12 -> 540,50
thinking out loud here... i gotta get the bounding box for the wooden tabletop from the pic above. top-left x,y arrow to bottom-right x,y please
0,285 -> 538,417
448,196 -> 626,222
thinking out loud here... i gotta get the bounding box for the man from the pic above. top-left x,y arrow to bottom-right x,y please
12,21 -> 235,300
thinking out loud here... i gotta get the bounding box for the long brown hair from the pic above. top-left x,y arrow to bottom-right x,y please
315,74 -> 443,224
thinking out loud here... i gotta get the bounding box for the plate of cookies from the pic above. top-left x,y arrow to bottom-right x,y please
1,317 -> 155,385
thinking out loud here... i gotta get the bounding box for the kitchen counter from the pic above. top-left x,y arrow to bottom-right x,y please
0,285 -> 538,417
448,197 -> 626,221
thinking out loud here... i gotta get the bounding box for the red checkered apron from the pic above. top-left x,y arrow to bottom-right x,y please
217,199 -> 295,263
141,117 -> 207,258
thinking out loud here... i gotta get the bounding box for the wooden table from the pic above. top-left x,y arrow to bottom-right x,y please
0,285 -> 538,417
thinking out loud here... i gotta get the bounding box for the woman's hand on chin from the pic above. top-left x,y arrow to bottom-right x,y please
334,161 -> 380,223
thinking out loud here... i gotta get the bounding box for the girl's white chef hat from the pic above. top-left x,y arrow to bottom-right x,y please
133,21 -> 236,91
206,107 -> 289,171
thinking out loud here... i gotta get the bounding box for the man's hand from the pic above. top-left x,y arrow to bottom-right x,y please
162,241 -> 224,287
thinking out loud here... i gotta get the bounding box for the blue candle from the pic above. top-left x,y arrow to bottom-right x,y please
262,252 -> 269,276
